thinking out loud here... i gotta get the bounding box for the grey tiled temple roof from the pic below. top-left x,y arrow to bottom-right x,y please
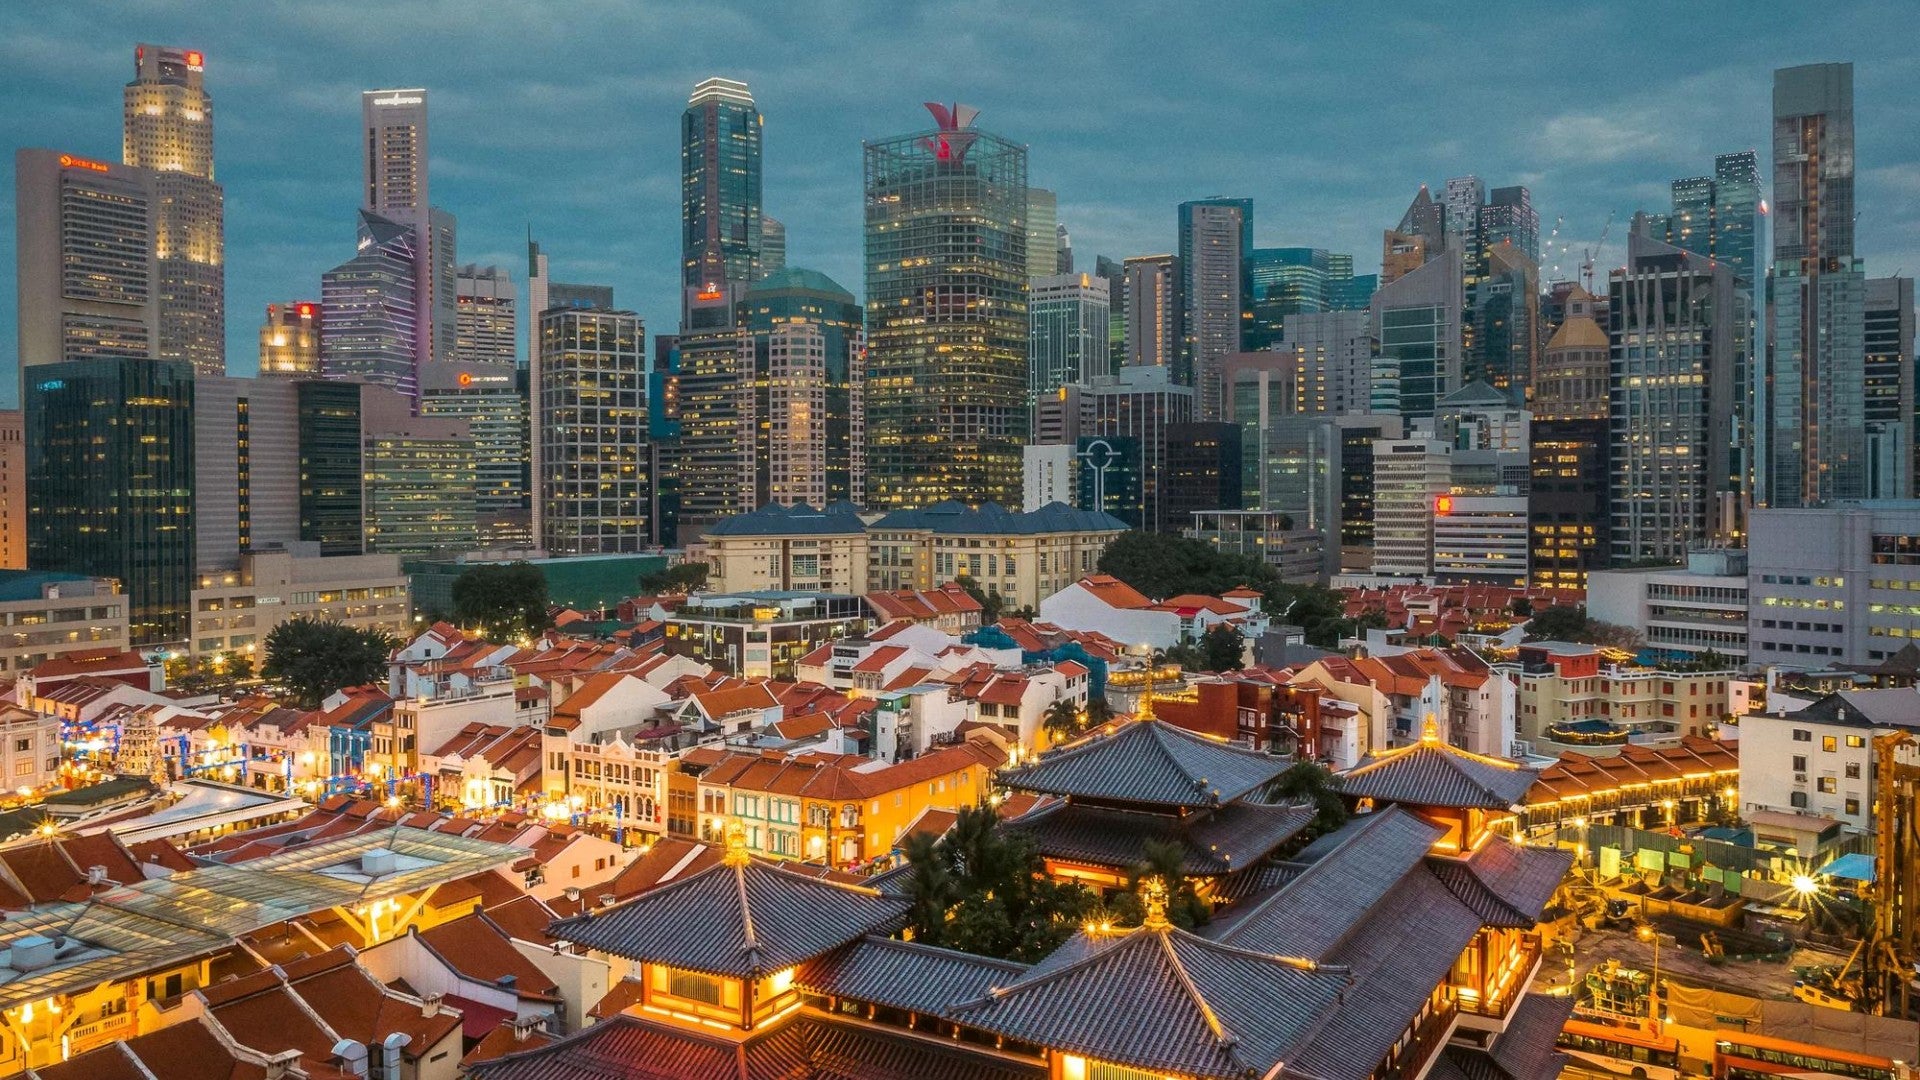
950,923 -> 1349,1080
1339,739 -> 1539,811
1428,836 -> 1575,927
1436,994 -> 1576,1080
1212,807 -> 1444,958
1000,799 -> 1316,875
797,935 -> 1029,1019
468,1010 -> 1047,1080
549,857 -> 909,978
1000,719 -> 1293,809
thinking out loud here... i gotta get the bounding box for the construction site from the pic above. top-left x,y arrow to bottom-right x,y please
1540,730 -> 1920,1076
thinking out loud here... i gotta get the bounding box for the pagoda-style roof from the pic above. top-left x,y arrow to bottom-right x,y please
797,935 -> 1029,1019
1212,806 -> 1444,958
1339,729 -> 1538,812
1433,994 -> 1576,1080
1001,799 -> 1316,876
1427,836 -> 1574,928
467,1009 -> 1045,1080
950,921 -> 1350,1080
549,856 -> 909,978
1000,719 -> 1292,809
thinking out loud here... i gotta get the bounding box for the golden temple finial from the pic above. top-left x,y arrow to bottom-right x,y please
722,821 -> 751,867
1141,876 -> 1171,930
1420,713 -> 1440,744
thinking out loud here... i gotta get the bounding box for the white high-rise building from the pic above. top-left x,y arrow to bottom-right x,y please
455,264 -> 516,366
1028,273 -> 1111,398
124,44 -> 223,376
359,88 -> 456,382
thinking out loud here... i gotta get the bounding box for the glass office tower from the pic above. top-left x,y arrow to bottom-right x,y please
682,78 -> 763,290
863,103 -> 1027,509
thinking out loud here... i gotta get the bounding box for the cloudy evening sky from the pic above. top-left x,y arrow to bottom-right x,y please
3,1 -> 1918,398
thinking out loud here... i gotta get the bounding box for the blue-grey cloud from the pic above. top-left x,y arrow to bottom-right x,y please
1,0 -> 1916,405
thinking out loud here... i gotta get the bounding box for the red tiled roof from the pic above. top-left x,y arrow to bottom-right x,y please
1072,574 -> 1153,610
418,913 -> 562,1002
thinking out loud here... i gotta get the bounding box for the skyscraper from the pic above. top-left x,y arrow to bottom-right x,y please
1026,188 -> 1059,278
526,239 -> 616,546
1651,151 -> 1762,294
15,149 -> 157,369
1762,63 -> 1870,508
746,269 -> 867,508
320,211 -> 419,394
1369,247 -> 1464,419
1177,197 -> 1251,419
1029,273 -> 1111,398
1123,254 -> 1180,370
258,302 -> 321,377
361,88 -> 455,376
863,102 -> 1028,509
419,359 -> 527,547
1865,277 -> 1916,497
682,78 -> 763,291
455,264 -> 517,366
124,44 -> 223,376
1442,176 -> 1483,246
1381,186 -> 1444,286
760,215 -> 786,278
670,282 -> 753,533
1478,185 -> 1540,265
1609,230 -> 1748,563
27,359 -> 194,644
539,307 -> 647,554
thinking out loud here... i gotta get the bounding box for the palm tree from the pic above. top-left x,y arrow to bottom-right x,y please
1041,697 -> 1084,745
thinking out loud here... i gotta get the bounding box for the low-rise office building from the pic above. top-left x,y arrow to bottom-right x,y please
0,571 -> 128,678
190,546 -> 410,666
663,591 -> 868,679
1748,503 -> 1920,668
1587,550 -> 1749,664
700,500 -> 1127,613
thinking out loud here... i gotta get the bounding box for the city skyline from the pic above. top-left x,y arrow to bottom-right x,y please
1,4 -> 1917,401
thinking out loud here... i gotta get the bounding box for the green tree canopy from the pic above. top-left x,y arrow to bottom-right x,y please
1041,697 -> 1085,744
1096,531 -> 1348,647
955,575 -> 1007,623
450,562 -> 550,641
1197,623 -> 1245,672
1521,604 -> 1644,650
262,618 -> 394,708
902,805 -> 1095,962
1101,840 -> 1211,929
639,562 -> 709,595
1266,761 -> 1351,837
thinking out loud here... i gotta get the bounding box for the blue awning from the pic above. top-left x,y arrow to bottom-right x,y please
1819,852 -> 1876,883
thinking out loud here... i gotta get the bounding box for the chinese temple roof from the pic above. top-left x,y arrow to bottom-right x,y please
1000,719 -> 1291,809
950,920 -> 1348,1080
1339,727 -> 1538,812
1000,798 -> 1316,876
549,855 -> 909,979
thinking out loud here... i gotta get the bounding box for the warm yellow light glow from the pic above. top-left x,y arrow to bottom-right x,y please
1792,874 -> 1818,896
770,968 -> 794,994
1061,1055 -> 1087,1080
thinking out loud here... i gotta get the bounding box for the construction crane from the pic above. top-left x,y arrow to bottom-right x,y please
1579,212 -> 1616,293
1864,730 -> 1920,1017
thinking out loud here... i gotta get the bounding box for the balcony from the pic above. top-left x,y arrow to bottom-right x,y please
1457,935 -> 1543,1030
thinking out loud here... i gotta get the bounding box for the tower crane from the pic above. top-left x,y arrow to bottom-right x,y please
1579,212 -> 1615,293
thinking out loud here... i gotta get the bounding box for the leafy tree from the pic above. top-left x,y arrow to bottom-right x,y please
1522,604 -> 1590,642
639,561 -> 709,595
956,575 -> 1006,623
1096,531 -> 1349,648
1197,624 -> 1245,672
1103,840 -> 1210,929
1083,697 -> 1115,730
1267,761 -> 1350,837
1511,597 -> 1534,618
1041,697 -> 1084,744
451,562 -> 550,641
902,805 -> 1095,961
262,618 -> 394,708
1522,605 -> 1644,650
